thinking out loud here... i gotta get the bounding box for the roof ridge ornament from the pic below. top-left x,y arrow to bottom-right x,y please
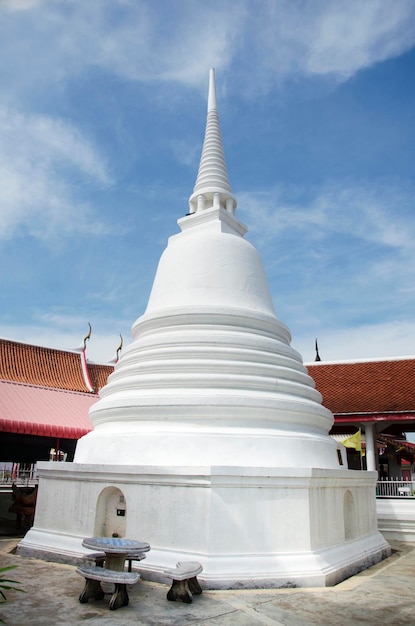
188,68 -> 237,215
83,322 -> 92,350
315,338 -> 322,362
108,334 -> 124,364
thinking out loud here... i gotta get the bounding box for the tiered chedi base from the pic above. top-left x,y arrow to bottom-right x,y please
75,306 -> 343,469
75,207 -> 344,470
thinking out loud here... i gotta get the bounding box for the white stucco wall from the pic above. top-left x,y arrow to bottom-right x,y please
20,462 -> 390,588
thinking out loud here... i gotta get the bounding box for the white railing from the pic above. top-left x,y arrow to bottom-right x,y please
0,463 -> 38,485
376,478 -> 415,498
2,466 -> 413,495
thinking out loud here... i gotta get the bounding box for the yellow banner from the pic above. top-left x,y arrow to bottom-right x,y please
342,430 -> 362,452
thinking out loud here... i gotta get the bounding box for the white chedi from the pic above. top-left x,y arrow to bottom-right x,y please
20,69 -> 389,591
75,69 -> 342,470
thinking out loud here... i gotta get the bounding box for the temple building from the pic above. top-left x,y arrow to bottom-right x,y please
309,357 -> 415,473
0,337 -> 110,463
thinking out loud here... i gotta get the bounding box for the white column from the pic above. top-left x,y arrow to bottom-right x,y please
197,195 -> 206,212
364,423 -> 377,471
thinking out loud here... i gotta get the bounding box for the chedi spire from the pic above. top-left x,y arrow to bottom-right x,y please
189,68 -> 237,215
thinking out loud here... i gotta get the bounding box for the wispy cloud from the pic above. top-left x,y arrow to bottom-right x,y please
239,182 -> 415,251
239,183 -> 415,305
2,1 -> 414,95
298,0 -> 415,79
238,182 -> 415,353
0,0 -> 414,366
1,1 -> 245,91
299,319 -> 415,363
3,0 -> 45,9
0,310 -> 133,363
0,106 -> 111,240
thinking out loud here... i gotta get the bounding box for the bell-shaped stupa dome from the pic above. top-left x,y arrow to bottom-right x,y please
75,69 -> 341,470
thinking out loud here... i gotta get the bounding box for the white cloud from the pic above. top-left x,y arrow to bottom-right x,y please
0,1 -> 245,91
298,320 -> 415,363
239,183 -> 415,252
0,312 -> 133,364
0,106 -> 111,240
245,0 -> 415,86
3,0 -> 45,10
2,1 -> 414,96
303,0 -> 415,79
170,138 -> 201,169
237,182 -> 415,360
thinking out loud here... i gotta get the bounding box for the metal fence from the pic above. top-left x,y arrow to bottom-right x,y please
1,465 -> 414,496
0,463 -> 38,485
376,479 -> 415,498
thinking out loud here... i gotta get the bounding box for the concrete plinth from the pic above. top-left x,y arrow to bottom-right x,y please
377,497 -> 415,542
18,462 -> 390,588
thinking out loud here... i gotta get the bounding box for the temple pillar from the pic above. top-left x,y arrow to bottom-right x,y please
365,422 -> 377,471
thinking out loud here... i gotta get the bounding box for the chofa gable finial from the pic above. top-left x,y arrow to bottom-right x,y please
315,338 -> 321,362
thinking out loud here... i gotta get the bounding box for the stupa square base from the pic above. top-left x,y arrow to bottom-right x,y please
18,462 -> 390,588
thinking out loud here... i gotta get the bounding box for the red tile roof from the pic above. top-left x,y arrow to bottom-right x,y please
0,380 -> 94,438
308,358 -> 415,416
87,362 -> 114,392
0,339 -> 112,393
0,338 -> 114,439
2,337 -> 415,438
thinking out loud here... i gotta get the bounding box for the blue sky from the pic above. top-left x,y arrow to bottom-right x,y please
1,0 -> 415,364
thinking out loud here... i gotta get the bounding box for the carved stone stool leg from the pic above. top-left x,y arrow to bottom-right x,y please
167,579 -> 193,603
188,576 -> 202,595
109,583 -> 129,611
79,578 -> 105,603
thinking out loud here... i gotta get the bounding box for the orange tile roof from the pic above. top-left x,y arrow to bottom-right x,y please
87,362 -> 114,392
0,338 -> 111,393
2,338 -> 415,426
308,359 -> 415,416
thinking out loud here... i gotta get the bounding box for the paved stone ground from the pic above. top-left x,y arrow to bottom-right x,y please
0,538 -> 414,625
